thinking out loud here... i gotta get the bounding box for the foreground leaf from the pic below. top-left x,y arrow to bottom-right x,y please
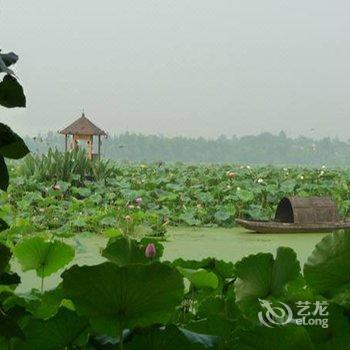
0,218 -> 9,231
304,231 -> 350,308
4,287 -> 66,319
234,324 -> 313,350
62,262 -> 184,336
125,325 -> 218,350
15,308 -> 89,350
0,243 -> 11,273
0,243 -> 20,286
0,123 -> 29,159
305,304 -> 350,350
0,52 -> 19,68
14,236 -> 75,277
177,267 -> 219,290
188,295 -> 240,347
234,247 -> 300,318
187,317 -> 234,349
0,311 -> 25,341
172,258 -> 235,282
0,75 -> 26,108
0,155 -> 9,191
102,236 -> 163,266
0,272 -> 20,285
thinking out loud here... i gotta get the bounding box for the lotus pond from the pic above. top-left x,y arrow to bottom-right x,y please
0,151 -> 349,349
14,227 -> 327,292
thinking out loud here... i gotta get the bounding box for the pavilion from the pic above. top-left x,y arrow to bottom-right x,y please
58,112 -> 107,160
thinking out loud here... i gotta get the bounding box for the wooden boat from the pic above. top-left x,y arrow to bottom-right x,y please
236,197 -> 350,233
236,218 -> 350,233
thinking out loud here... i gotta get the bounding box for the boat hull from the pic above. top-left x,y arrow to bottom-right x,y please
236,219 -> 350,233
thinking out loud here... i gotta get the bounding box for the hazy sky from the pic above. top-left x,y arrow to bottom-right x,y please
1,1 -> 350,139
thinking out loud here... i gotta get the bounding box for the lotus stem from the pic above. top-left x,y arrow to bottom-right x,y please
40,265 -> 45,293
119,328 -> 123,350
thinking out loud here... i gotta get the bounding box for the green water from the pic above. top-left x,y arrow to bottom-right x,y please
13,227 -> 328,292
164,227 -> 327,263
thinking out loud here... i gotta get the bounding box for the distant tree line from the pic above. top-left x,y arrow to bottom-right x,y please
23,131 -> 350,166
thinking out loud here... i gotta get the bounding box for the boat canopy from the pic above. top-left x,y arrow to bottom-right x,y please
275,197 -> 339,224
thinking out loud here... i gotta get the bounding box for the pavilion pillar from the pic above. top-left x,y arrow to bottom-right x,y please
87,135 -> 93,161
72,135 -> 78,150
98,135 -> 101,160
64,135 -> 68,151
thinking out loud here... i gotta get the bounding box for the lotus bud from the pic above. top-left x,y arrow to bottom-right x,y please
145,243 -> 156,258
125,215 -> 132,223
196,203 -> 202,209
127,204 -> 135,209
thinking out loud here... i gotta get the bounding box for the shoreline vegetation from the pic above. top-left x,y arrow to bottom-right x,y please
24,131 -> 350,166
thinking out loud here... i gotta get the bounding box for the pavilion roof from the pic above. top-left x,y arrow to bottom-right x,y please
59,113 -> 107,136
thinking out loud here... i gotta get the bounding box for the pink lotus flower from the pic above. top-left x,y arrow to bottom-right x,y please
145,243 -> 156,258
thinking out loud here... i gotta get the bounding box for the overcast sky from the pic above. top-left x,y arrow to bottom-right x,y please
1,1 -> 350,139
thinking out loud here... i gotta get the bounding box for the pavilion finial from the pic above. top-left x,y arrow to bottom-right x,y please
82,108 -> 85,117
